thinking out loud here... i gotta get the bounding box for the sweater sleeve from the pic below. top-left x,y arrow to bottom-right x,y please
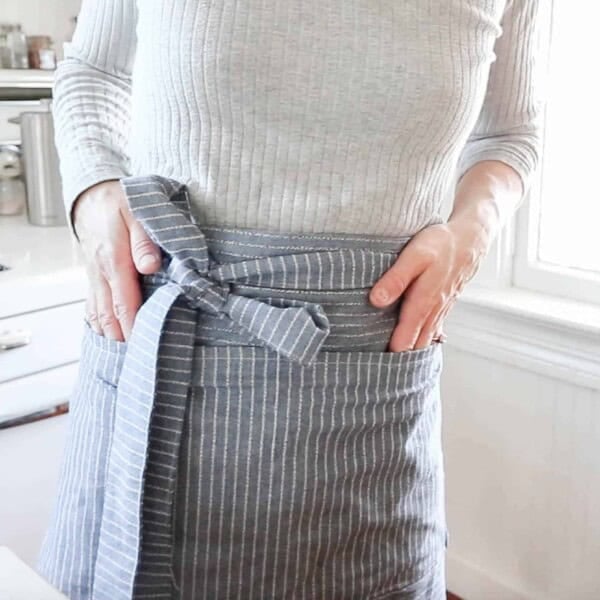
52,0 -> 138,240
456,0 -> 545,192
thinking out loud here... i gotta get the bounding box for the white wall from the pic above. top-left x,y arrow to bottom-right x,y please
1,0 -> 81,61
442,346 -> 600,600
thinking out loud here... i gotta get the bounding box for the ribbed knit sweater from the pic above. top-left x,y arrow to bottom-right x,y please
53,0 -> 543,239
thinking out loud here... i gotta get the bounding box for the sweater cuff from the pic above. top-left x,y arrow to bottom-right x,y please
63,166 -> 130,242
456,139 -> 540,194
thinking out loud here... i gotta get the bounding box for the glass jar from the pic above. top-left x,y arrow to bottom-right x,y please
8,24 -> 28,69
0,24 -> 14,68
27,35 -> 56,70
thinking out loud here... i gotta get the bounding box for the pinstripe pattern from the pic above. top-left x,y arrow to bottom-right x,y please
37,175 -> 447,599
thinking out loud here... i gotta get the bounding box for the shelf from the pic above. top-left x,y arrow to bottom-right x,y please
0,69 -> 54,100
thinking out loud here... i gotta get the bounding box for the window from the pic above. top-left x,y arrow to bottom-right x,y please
513,1 -> 600,305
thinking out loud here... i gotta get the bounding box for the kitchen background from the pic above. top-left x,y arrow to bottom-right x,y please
0,1 -> 86,597
2,0 -> 79,63
1,2 -> 599,600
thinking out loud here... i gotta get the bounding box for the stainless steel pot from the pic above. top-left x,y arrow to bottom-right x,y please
8,98 -> 66,226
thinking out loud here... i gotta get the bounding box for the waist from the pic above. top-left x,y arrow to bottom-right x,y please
141,223 -> 412,352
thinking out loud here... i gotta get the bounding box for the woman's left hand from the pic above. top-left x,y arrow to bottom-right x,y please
368,218 -> 492,352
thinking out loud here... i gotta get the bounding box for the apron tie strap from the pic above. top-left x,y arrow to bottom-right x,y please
132,175 -> 330,365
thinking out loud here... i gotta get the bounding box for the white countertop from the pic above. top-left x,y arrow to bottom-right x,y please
0,212 -> 86,318
0,547 -> 67,600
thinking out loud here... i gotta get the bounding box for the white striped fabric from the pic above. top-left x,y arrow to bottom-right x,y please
37,175 -> 447,599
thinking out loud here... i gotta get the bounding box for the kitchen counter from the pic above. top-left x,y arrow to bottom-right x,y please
0,546 -> 67,599
0,212 -> 86,318
0,216 -> 86,568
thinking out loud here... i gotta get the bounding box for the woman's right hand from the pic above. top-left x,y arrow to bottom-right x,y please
72,179 -> 162,342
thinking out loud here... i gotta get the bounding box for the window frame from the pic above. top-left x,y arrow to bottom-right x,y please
510,0 -> 600,306
513,178 -> 600,306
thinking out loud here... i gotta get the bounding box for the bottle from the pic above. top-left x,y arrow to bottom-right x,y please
0,24 -> 14,68
8,24 -> 28,69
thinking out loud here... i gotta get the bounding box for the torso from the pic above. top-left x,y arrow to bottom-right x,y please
129,0 -> 507,235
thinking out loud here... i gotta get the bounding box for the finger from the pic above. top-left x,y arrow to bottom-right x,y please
106,259 -> 143,340
119,195 -> 162,275
420,298 -> 456,348
369,243 -> 434,308
432,297 -> 457,341
387,299 -> 426,352
93,273 -> 124,341
85,286 -> 102,335
95,214 -> 145,340
414,309 -> 442,349
387,273 -> 444,352
413,294 -> 454,349
128,219 -> 162,275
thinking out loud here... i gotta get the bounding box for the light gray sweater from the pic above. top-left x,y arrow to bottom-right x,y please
53,0 -> 543,239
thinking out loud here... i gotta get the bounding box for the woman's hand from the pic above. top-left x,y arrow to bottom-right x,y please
368,160 -> 526,353
72,180 -> 162,341
368,218 -> 491,351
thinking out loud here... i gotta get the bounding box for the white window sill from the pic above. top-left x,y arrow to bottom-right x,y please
444,285 -> 600,390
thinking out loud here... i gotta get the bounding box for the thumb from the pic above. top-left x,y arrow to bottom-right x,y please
128,219 -> 162,274
368,244 -> 428,307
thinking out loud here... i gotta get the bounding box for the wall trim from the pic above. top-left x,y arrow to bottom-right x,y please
447,554 -> 533,600
444,287 -> 600,391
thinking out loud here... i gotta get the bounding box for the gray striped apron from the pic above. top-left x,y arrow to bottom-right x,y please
37,175 -> 448,600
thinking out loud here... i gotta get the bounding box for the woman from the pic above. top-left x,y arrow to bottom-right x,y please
38,1 -> 543,598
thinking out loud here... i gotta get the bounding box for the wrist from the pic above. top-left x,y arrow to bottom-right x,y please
447,210 -> 497,255
451,160 -> 524,235
71,178 -> 121,233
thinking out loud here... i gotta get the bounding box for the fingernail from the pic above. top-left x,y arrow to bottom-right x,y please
372,287 -> 390,304
140,254 -> 158,269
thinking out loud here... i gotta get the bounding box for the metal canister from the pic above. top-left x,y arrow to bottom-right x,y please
8,98 -> 66,226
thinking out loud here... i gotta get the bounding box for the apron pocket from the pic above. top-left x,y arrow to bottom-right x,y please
175,343 -> 446,597
37,318 -> 128,599
81,318 -> 128,387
